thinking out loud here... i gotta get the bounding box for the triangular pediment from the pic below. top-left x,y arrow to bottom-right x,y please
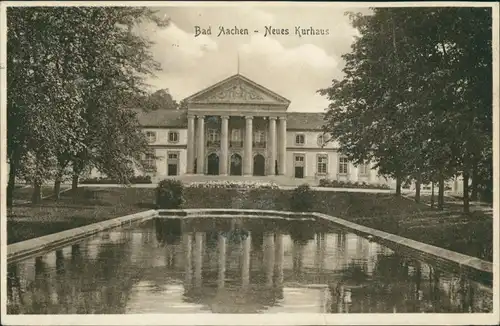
185,74 -> 290,106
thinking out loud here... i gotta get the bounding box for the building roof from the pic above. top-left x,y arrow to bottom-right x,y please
133,109 -> 188,128
133,109 -> 325,131
286,112 -> 326,130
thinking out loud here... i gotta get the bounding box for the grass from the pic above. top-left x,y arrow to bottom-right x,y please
7,187 -> 154,244
12,185 -> 59,201
7,185 -> 493,261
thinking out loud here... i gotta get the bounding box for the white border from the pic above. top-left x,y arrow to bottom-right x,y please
0,1 -> 498,325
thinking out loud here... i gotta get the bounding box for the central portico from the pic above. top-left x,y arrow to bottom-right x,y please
184,74 -> 290,176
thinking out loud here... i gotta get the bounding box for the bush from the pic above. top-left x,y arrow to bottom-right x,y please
129,175 -> 152,184
186,180 -> 279,190
318,179 -> 390,190
81,175 -> 152,184
156,179 -> 184,209
290,184 -> 314,212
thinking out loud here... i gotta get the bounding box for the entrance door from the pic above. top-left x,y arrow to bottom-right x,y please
294,154 -> 305,178
207,153 -> 219,175
253,154 -> 265,176
230,153 -> 242,176
168,164 -> 177,176
167,152 -> 179,176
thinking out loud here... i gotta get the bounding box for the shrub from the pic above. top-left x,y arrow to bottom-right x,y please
290,184 -> 314,212
318,179 -> 390,190
81,175 -> 152,184
156,179 -> 185,209
186,180 -> 279,190
129,175 -> 152,184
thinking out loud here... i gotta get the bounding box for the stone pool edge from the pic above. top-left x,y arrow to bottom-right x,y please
7,209 -> 157,264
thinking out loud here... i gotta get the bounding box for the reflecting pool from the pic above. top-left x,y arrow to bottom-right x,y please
7,217 -> 493,314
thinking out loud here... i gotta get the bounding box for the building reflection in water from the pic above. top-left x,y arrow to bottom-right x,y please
241,232 -> 251,289
6,217 -> 493,314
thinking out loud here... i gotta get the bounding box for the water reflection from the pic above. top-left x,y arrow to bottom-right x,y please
7,217 -> 493,314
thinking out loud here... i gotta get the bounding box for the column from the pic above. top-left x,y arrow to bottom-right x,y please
267,117 -> 277,175
242,232 -> 251,289
220,116 -> 229,176
218,234 -> 226,289
278,117 -> 287,175
187,114 -> 196,174
243,116 -> 253,176
196,115 -> 205,174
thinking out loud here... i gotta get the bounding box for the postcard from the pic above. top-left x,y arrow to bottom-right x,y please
1,1 -> 498,325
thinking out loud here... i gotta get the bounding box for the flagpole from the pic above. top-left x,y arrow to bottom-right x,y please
237,52 -> 240,74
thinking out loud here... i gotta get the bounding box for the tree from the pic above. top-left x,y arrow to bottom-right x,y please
145,89 -> 179,111
7,7 -> 169,203
319,7 -> 492,213
71,8 -> 167,191
7,7 -> 87,204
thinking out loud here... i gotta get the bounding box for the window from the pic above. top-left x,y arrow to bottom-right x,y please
254,130 -> 265,143
295,134 -> 305,145
168,153 -> 178,160
207,129 -> 219,142
231,129 -> 242,141
145,131 -> 156,143
318,134 -> 330,147
317,135 -> 325,147
295,155 -> 304,163
168,131 -> 179,143
317,155 -> 328,174
144,152 -> 156,170
358,163 -> 370,176
338,157 -> 348,174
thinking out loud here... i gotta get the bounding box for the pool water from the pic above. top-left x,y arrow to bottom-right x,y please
6,217 -> 493,314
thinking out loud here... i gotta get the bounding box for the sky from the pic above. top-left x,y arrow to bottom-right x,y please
139,5 -> 372,112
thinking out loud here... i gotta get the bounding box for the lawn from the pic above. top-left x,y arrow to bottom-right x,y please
7,187 -> 154,244
6,186 -> 493,261
12,185 -> 60,201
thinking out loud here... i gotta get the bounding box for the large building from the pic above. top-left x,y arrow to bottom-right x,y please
134,74 -> 390,185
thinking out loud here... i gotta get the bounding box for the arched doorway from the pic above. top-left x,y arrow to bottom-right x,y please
207,153 -> 219,175
253,154 -> 265,176
230,153 -> 242,176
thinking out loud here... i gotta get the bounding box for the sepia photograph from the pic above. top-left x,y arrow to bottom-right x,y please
1,1 -> 498,325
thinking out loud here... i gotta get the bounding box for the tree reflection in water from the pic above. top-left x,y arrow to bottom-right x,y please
326,251 -> 490,313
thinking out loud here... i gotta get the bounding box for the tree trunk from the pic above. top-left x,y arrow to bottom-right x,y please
53,168 -> 64,200
415,174 -> 421,203
463,172 -> 470,214
430,182 -> 435,208
7,159 -> 18,207
395,175 -> 402,196
31,181 -> 42,204
437,174 -> 445,210
54,178 -> 62,200
471,163 -> 478,201
72,174 -> 79,192
71,160 -> 83,193
53,161 -> 68,200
